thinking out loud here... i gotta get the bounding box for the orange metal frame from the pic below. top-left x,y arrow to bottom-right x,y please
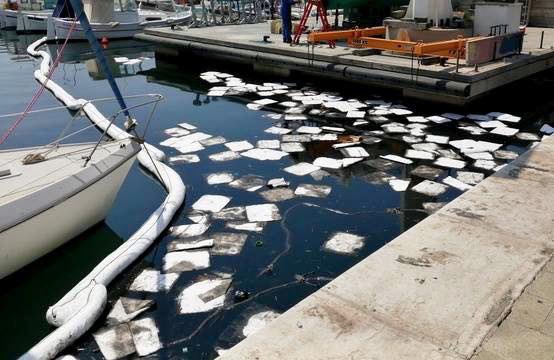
308,27 -> 477,59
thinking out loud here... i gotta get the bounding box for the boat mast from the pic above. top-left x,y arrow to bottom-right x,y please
68,0 -> 133,124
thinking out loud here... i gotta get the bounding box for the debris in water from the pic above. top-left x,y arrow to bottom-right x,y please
465,152 -> 493,160
281,142 -> 305,153
130,318 -> 162,357
364,158 -> 401,171
296,126 -> 322,134
459,125 -> 488,136
169,155 -> 200,164
281,134 -> 311,142
442,176 -> 473,191
259,188 -> 296,202
404,149 -> 435,160
226,222 -> 265,232
313,157 -> 344,169
225,141 -> 254,152
170,223 -> 210,238
209,151 -> 241,162
265,126 -> 292,135
206,172 -> 235,185
246,204 -> 281,222
406,116 -> 428,123
425,135 -> 449,144
473,160 -> 498,170
310,169 -> 331,181
342,157 -> 364,167
380,154 -> 413,165
176,142 -> 204,154
164,127 -> 190,137
129,269 -> 179,293
312,133 -> 338,141
496,113 -> 521,123
242,310 -> 280,337
490,126 -> 519,137
427,115 -> 451,124
93,323 -> 136,360
106,298 -> 154,325
178,277 -> 232,314
493,150 -> 519,160
200,136 -> 227,146
467,114 -> 490,122
167,238 -> 214,252
389,179 -> 411,192
324,232 -> 365,254
441,113 -> 464,120
284,162 -> 321,176
163,250 -> 210,273
229,176 -> 266,192
257,140 -> 281,149
212,207 -> 246,221
411,180 -> 448,196
477,120 -> 506,129
433,157 -> 466,169
192,195 -> 231,212
254,98 -> 278,106
294,184 -> 332,198
340,147 -> 369,158
422,202 -> 447,214
412,142 -> 440,153
241,148 -> 289,161
456,171 -> 484,185
410,165 -> 445,180
267,178 -> 289,188
436,149 -> 462,160
516,132 -> 540,141
177,122 -> 197,131
211,233 -> 249,255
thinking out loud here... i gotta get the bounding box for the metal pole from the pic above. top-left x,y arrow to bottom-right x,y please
540,30 -> 544,49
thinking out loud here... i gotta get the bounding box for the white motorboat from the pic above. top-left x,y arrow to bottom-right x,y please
14,0 -> 55,33
0,1 -> 19,29
48,0 -> 144,40
137,0 -> 191,27
0,139 -> 141,279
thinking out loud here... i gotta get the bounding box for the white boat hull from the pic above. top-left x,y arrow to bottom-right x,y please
0,9 -> 18,29
48,17 -> 144,40
0,142 -> 140,279
17,11 -> 50,33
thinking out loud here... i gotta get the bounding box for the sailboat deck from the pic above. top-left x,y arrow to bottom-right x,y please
0,140 -> 131,206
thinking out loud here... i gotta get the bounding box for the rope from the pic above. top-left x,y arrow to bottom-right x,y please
0,17 -> 78,147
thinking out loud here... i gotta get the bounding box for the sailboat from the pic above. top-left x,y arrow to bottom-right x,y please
0,139 -> 140,279
0,0 -> 159,279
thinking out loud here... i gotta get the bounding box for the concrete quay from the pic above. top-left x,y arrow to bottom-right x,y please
137,24 -> 554,105
217,136 -> 554,360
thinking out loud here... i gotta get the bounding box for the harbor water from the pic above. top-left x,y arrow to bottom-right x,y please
1,29 -> 553,359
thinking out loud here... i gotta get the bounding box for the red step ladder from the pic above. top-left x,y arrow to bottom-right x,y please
292,0 -> 335,48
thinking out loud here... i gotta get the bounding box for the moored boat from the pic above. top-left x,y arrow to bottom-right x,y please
137,0 -> 191,27
47,0 -> 144,40
0,139 -> 141,280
